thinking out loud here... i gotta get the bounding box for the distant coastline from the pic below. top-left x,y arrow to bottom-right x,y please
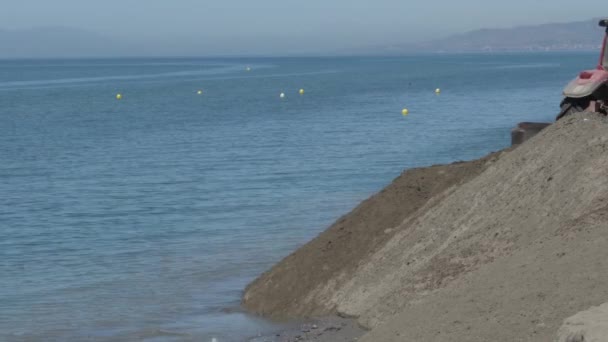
369,18 -> 605,55
0,18 -> 604,58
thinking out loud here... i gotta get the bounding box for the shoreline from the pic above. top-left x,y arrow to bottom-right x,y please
239,146 -> 506,339
240,114 -> 608,341
247,317 -> 364,342
241,148 -> 503,320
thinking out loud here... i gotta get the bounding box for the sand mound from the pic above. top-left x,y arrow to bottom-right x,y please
244,113 -> 608,341
243,147 -> 503,318
556,302 -> 608,342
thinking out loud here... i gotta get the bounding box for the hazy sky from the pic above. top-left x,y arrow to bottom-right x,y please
0,0 -> 604,55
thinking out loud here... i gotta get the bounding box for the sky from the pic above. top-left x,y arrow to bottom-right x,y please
0,0 -> 604,55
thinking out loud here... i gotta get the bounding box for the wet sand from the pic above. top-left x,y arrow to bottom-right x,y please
248,317 -> 364,342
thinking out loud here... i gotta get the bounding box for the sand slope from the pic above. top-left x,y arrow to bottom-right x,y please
244,113 -> 608,341
243,144 -> 503,319
556,302 -> 608,342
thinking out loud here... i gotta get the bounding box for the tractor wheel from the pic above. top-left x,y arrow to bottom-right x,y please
556,98 -> 589,120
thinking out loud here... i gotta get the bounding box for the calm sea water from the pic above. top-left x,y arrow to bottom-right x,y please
0,53 -> 597,341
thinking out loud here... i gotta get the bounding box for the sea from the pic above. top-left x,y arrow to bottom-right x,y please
0,53 -> 597,341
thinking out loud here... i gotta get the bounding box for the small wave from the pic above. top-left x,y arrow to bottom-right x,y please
0,67 -> 340,92
0,63 -> 280,89
0,64 -> 243,88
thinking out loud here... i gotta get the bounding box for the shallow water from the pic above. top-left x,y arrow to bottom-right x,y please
0,53 -> 597,341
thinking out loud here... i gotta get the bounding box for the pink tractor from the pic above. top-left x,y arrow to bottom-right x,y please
512,18 -> 608,145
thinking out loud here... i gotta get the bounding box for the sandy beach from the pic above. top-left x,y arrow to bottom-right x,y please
242,113 -> 608,341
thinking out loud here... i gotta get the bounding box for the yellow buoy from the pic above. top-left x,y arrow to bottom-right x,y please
116,93 -> 122,100
435,88 -> 441,94
197,90 -> 203,95
402,108 -> 409,116
299,89 -> 305,95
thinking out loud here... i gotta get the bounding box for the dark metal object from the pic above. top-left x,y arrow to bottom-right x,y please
511,122 -> 552,146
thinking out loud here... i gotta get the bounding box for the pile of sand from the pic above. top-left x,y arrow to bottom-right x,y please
556,302 -> 608,342
243,146 -> 503,318
244,113 -> 608,341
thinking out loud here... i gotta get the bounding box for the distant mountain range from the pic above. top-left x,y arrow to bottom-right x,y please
384,18 -> 606,54
0,18 -> 605,58
0,27 -> 133,58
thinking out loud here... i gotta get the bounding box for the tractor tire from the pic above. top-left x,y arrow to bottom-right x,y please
556,98 -> 589,120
